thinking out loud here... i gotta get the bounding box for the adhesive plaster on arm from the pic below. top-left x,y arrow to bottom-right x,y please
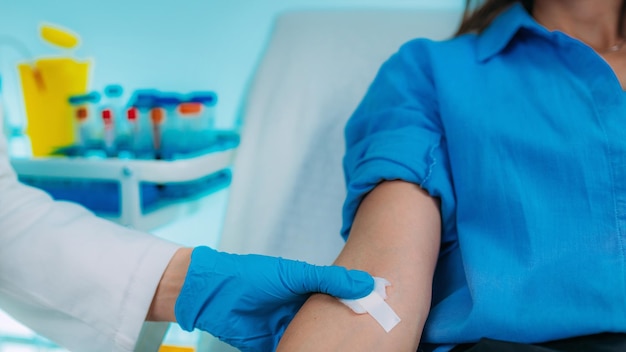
339,277 -> 401,332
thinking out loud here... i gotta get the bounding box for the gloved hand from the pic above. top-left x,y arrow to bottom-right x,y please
175,246 -> 374,352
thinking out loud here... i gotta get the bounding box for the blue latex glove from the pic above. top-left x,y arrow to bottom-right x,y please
175,246 -> 374,351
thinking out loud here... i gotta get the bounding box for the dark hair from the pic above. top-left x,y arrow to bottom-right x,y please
456,0 -> 533,35
455,0 -> 626,36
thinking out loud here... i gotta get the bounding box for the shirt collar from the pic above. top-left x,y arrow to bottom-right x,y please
476,2 -> 546,62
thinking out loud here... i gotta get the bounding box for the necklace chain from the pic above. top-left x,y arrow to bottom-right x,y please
605,38 -> 625,53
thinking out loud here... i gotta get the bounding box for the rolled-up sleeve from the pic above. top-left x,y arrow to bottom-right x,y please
342,39 -> 453,239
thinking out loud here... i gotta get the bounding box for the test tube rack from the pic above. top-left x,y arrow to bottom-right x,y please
10,148 -> 236,231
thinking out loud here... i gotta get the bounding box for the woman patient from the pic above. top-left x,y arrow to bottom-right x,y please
278,0 -> 626,351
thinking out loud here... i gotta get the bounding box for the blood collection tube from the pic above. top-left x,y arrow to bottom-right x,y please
127,106 -> 138,131
188,91 -> 217,131
101,108 -> 115,155
154,94 -> 181,159
69,92 -> 101,156
150,107 -> 165,159
177,100 -> 203,152
187,91 -> 218,151
102,84 -> 128,153
129,91 -> 158,158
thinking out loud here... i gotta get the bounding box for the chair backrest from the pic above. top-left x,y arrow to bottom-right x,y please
219,9 -> 462,264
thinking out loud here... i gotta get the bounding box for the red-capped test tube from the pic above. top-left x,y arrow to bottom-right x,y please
101,108 -> 115,155
68,92 -> 101,155
150,107 -> 165,158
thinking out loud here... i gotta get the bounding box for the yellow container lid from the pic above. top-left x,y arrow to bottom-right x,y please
40,24 -> 80,49
158,345 -> 195,352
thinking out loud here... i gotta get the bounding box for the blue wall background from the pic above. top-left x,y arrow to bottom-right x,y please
0,0 -> 462,131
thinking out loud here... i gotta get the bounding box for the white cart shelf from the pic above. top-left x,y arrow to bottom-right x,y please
10,148 -> 236,231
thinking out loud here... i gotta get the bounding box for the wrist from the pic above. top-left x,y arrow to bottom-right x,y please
147,247 -> 193,322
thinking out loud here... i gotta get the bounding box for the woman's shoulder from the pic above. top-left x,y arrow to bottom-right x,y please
385,34 -> 480,77
397,33 -> 479,59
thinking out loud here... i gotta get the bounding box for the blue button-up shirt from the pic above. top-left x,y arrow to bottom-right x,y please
342,2 -> 626,347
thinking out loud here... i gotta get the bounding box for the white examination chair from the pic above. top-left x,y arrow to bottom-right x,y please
205,8 -> 461,352
220,8 -> 461,263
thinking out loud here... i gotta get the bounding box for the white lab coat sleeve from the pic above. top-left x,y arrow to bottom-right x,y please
0,135 -> 181,352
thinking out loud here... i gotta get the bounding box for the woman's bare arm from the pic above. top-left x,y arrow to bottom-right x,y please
277,180 -> 441,351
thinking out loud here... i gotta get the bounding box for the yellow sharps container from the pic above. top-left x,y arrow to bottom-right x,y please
18,23 -> 90,156
18,58 -> 90,156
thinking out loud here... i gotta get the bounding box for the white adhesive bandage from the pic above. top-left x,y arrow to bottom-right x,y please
339,277 -> 401,333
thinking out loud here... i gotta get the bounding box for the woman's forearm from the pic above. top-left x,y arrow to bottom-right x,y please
277,180 -> 441,351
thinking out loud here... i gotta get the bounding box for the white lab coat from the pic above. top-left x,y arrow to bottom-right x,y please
0,134 -> 180,351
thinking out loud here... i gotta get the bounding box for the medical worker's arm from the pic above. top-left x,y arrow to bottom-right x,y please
0,125 -> 374,352
0,136 -> 180,352
277,180 -> 441,351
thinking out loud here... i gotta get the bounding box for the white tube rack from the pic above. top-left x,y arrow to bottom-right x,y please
10,148 -> 237,231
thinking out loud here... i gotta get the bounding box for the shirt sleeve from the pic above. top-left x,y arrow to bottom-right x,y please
342,39 -> 453,240
0,135 -> 181,352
